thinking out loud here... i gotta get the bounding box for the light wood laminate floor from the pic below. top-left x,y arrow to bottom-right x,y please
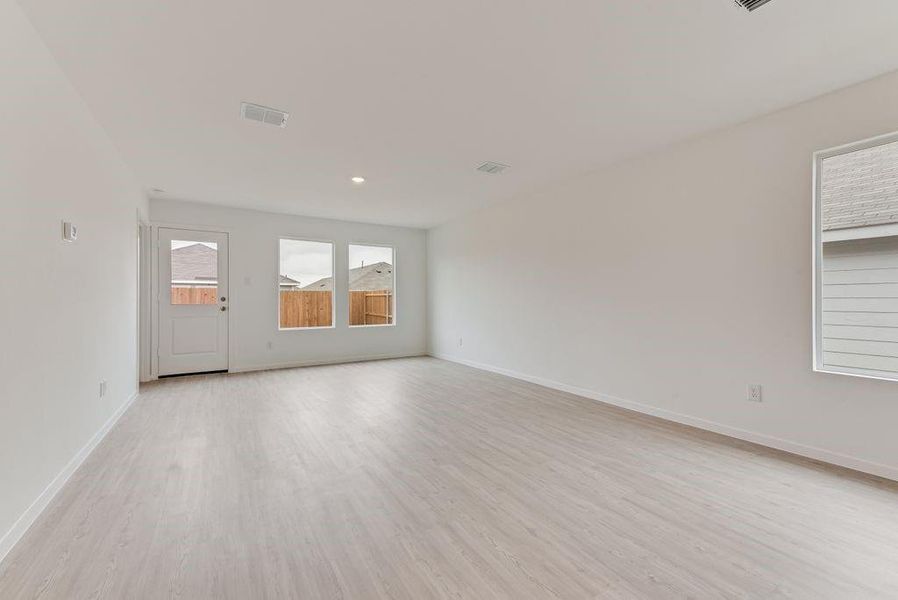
1,357 -> 897,599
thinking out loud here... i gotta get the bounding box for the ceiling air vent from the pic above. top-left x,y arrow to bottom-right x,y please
476,161 -> 510,175
240,102 -> 289,128
735,0 -> 774,11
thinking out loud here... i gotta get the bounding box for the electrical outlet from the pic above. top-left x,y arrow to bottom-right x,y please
267,341 -> 273,350
746,384 -> 762,402
99,380 -> 107,398
458,337 -> 463,347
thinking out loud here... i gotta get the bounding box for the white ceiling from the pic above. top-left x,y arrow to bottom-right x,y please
19,0 -> 898,228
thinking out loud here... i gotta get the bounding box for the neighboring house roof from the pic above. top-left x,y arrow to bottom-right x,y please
279,275 -> 301,286
302,262 -> 393,291
171,243 -> 217,281
822,140 -> 898,231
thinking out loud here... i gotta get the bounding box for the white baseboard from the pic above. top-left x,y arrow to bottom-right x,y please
0,390 -> 139,566
229,351 -> 427,374
431,353 -> 898,482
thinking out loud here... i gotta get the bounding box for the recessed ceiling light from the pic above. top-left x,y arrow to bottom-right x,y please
351,176 -> 366,184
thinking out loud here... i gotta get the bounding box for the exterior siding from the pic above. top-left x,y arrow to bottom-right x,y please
822,236 -> 898,376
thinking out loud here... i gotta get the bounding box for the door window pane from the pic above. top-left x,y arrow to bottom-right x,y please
348,244 -> 394,326
279,239 -> 334,328
171,241 -> 218,305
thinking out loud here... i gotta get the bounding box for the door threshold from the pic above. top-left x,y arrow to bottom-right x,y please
158,369 -> 229,379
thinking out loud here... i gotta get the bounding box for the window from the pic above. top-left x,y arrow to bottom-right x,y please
278,239 -> 334,329
815,133 -> 898,381
348,244 -> 394,326
170,240 -> 218,304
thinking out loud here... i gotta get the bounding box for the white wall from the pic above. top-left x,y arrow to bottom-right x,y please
428,69 -> 898,481
0,0 -> 146,560
149,200 -> 426,372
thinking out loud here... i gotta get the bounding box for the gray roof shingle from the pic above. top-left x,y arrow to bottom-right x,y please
171,243 -> 217,281
302,262 -> 393,291
821,139 -> 898,231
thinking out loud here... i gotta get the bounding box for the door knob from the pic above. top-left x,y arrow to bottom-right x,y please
220,297 -> 227,302
220,306 -> 227,312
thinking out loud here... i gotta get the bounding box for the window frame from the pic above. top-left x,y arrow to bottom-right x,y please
813,129 -> 898,383
347,242 -> 396,328
277,236 -> 336,331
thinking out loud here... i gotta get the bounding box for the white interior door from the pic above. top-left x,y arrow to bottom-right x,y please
158,227 -> 229,376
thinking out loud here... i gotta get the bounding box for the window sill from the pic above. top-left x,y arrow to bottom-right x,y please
278,325 -> 336,332
813,365 -> 898,384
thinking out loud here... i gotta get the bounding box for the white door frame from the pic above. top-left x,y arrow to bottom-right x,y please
150,223 -> 231,378
138,218 -> 151,383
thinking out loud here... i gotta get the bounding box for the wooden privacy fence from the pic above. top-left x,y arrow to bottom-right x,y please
172,288 -> 392,327
171,286 -> 218,305
349,290 -> 393,326
279,291 -> 333,328
277,289 -> 393,328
